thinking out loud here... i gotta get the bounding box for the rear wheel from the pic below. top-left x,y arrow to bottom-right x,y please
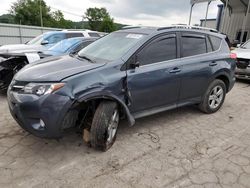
90,101 -> 119,151
199,79 -> 226,114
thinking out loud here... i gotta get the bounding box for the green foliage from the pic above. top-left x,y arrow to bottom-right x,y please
10,0 -> 51,26
85,7 -> 116,32
1,0 -> 126,31
0,14 -> 15,24
9,0 -> 73,28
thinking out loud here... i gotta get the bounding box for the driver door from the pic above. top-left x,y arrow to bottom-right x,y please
126,33 -> 182,114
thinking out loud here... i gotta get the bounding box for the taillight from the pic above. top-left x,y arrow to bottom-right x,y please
230,53 -> 237,59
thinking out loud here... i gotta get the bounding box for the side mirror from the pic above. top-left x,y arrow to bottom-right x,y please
130,55 -> 140,69
41,40 -> 49,45
130,61 -> 140,69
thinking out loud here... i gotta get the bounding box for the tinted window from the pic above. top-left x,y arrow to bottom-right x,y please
206,36 -> 213,52
47,33 -> 65,44
88,32 -> 100,37
73,41 -> 93,52
181,33 -> 206,57
209,36 -> 222,51
48,38 -> 81,53
137,35 -> 177,66
66,33 -> 84,38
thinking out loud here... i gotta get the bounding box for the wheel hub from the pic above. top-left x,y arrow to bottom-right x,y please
208,85 -> 224,109
107,109 -> 119,143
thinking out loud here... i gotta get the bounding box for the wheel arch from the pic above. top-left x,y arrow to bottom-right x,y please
214,74 -> 230,92
76,92 -> 135,127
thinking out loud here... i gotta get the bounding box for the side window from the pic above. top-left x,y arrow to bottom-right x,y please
181,33 -> 206,57
88,32 -> 100,37
206,36 -> 213,52
46,33 -> 65,44
137,34 -> 177,66
73,41 -> 93,52
209,35 -> 222,51
66,33 -> 84,38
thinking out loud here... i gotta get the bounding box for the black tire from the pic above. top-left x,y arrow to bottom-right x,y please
199,79 -> 226,114
90,101 -> 119,151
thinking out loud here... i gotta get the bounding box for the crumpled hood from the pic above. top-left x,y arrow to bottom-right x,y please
232,48 -> 250,59
0,44 -> 46,53
15,55 -> 106,82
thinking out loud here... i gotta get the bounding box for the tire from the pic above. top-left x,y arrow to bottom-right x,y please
90,101 -> 119,151
199,79 -> 226,114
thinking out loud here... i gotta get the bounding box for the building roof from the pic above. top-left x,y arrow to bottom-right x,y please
221,0 -> 250,11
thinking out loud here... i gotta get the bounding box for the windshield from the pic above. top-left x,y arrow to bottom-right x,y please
48,38 -> 80,53
78,32 -> 146,61
27,34 -> 44,45
242,40 -> 250,49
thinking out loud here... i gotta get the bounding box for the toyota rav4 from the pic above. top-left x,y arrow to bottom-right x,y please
7,26 -> 236,151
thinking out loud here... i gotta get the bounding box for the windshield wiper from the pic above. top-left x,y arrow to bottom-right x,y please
78,54 -> 95,63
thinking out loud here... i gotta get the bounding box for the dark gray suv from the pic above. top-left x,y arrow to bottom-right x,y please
7,26 -> 236,151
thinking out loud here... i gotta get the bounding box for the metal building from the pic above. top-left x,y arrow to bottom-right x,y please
190,0 -> 250,44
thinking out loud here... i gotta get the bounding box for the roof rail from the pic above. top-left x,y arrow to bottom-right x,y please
62,29 -> 89,31
121,26 -> 143,30
157,24 -> 219,33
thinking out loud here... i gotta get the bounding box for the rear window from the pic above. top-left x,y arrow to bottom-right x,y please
209,36 -> 222,51
88,32 -> 100,37
181,33 -> 207,57
66,33 -> 84,38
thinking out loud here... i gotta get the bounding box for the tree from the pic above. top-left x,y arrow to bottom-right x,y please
0,14 -> 15,24
9,0 -> 73,28
85,7 -> 115,32
51,10 -> 74,28
101,16 -> 116,32
10,0 -> 53,26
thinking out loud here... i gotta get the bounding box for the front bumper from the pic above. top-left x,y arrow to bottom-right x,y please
235,67 -> 250,80
7,89 -> 73,138
0,66 -> 13,90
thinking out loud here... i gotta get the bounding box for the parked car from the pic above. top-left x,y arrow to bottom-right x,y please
0,29 -> 101,54
40,37 -> 98,58
0,37 -> 97,90
7,26 -> 236,151
232,39 -> 250,80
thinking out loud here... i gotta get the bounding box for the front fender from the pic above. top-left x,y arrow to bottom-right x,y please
77,91 -> 135,127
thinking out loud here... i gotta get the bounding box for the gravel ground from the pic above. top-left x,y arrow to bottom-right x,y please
0,81 -> 250,188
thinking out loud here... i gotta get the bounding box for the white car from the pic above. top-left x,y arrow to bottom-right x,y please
232,40 -> 250,80
0,30 -> 102,54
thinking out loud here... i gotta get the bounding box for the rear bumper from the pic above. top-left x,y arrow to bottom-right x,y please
7,90 -> 73,138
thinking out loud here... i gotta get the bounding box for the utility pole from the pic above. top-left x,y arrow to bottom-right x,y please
189,4 -> 194,25
40,0 -> 43,27
204,1 -> 212,27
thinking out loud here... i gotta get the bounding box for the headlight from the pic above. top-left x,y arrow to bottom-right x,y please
23,83 -> 65,95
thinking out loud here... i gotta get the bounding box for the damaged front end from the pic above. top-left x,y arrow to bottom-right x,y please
0,55 -> 28,90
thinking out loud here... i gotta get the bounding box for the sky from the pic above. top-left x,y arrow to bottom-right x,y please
0,0 -> 222,26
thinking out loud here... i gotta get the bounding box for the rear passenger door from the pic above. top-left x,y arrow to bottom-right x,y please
178,32 -> 221,105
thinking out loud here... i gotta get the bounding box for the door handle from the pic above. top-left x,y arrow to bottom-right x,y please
209,62 -> 217,66
169,67 -> 181,73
